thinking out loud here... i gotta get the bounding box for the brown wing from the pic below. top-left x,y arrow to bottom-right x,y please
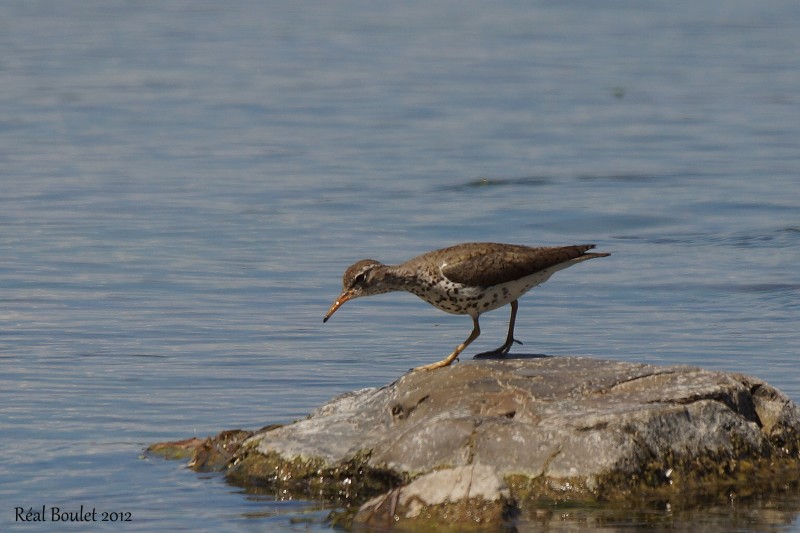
440,244 -> 604,287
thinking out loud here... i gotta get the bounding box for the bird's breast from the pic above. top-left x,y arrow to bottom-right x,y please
403,270 -> 552,316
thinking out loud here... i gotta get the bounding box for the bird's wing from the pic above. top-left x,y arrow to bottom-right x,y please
440,245 -> 599,287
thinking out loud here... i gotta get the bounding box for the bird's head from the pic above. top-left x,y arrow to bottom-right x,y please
323,259 -> 390,322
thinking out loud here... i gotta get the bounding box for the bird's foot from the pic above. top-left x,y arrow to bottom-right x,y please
412,353 -> 461,372
474,338 -> 522,359
412,360 -> 449,371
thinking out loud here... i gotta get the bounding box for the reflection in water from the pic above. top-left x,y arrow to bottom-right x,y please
516,488 -> 800,532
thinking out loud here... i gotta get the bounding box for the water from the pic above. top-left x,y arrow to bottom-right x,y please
1,0 -> 798,531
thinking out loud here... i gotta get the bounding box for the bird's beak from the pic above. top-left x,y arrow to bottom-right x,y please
323,290 -> 354,323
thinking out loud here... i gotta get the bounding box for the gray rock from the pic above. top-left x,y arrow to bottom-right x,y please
354,463 -> 512,530
211,356 -> 800,528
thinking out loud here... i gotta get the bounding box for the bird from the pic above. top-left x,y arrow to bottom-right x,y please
323,242 -> 609,371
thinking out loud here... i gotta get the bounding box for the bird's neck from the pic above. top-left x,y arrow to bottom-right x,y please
372,264 -> 424,293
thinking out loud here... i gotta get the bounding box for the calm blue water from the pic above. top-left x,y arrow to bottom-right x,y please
1,1 -> 799,531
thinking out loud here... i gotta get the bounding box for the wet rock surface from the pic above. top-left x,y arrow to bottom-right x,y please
149,356 -> 800,530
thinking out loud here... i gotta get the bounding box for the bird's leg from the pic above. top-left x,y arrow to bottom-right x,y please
414,316 -> 481,371
474,300 -> 522,358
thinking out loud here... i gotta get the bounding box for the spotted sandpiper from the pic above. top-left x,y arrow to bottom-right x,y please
323,242 -> 609,371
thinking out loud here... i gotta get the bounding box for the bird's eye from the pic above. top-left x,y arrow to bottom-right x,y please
354,272 -> 367,284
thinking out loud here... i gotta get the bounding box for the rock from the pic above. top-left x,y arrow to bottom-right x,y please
146,437 -> 205,461
353,463 -> 513,531
151,356 -> 800,530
